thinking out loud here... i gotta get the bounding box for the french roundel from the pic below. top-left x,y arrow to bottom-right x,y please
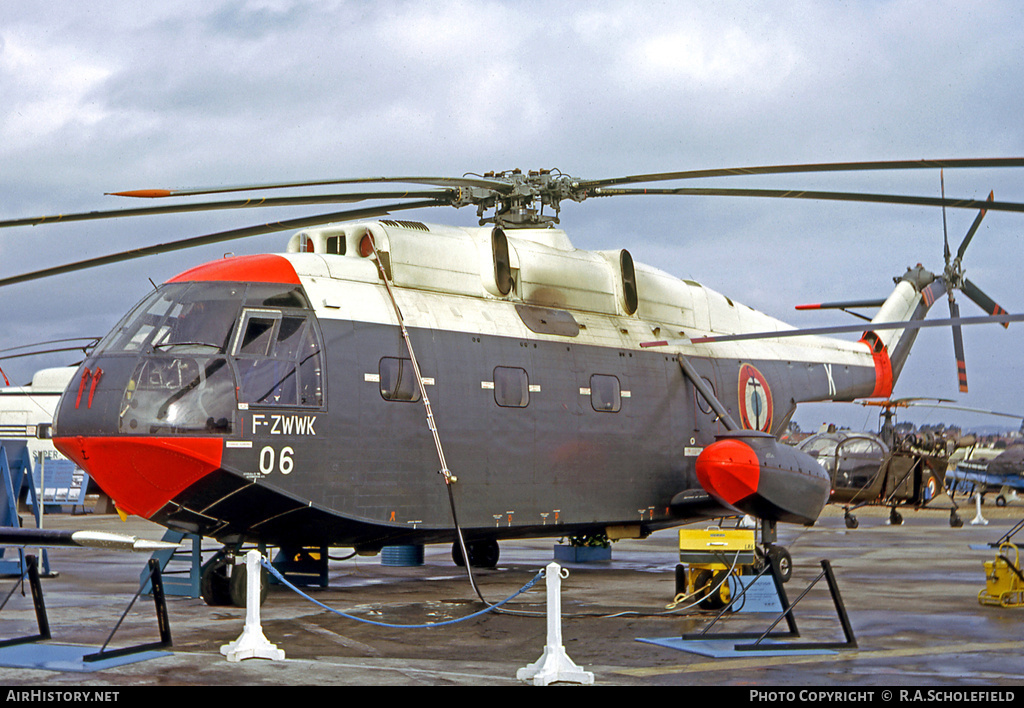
737,363 -> 773,433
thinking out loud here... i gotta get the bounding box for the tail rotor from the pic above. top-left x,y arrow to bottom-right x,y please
939,176 -> 1006,393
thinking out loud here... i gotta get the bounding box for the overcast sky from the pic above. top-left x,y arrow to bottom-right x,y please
2,0 -> 1023,433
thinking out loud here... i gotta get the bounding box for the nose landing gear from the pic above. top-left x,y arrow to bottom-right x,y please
200,548 -> 269,607
452,538 -> 500,568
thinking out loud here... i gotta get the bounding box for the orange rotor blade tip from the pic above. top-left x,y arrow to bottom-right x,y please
106,189 -> 174,198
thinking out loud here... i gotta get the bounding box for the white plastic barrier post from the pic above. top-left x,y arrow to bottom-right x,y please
220,550 -> 286,662
971,491 -> 989,526
517,562 -> 594,686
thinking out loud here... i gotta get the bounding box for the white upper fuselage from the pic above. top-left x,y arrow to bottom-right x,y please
282,219 -> 875,377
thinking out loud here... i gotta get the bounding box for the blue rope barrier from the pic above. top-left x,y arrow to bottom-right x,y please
261,558 -> 543,629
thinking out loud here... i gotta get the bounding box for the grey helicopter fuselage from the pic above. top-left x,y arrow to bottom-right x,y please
51,219 -> 940,553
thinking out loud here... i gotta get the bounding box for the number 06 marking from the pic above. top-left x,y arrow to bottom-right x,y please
259,445 -> 295,475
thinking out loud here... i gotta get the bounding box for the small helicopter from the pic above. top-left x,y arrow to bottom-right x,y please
2,159 -> 1022,605
795,395 -> 1024,528
795,400 -> 957,530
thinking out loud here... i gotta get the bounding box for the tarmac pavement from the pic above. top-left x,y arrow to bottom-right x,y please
0,497 -> 1021,687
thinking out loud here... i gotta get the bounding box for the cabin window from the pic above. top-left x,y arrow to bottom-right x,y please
326,235 -> 345,255
590,374 -> 621,412
493,366 -> 529,408
379,357 -> 421,402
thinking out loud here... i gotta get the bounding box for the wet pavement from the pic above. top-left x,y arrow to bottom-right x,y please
0,498 -> 1022,687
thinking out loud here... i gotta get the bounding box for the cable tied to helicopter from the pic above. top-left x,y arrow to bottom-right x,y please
261,557 -> 542,629
365,236 -> 495,607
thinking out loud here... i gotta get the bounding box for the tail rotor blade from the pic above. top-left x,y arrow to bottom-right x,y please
962,278 -> 1010,328
949,299 -> 968,393
941,171 -> 950,266
957,191 -> 994,262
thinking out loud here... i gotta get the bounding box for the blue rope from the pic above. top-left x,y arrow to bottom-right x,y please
261,558 -> 543,629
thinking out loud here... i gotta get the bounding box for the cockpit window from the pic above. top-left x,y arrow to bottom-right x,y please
233,309 -> 282,357
255,286 -> 310,309
234,308 -> 323,407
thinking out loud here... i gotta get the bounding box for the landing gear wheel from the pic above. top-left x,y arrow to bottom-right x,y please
692,569 -> 732,610
767,545 -> 792,583
889,508 -> 903,526
200,556 -> 233,607
229,562 -> 269,608
708,571 -> 734,610
950,510 -> 964,528
997,495 -> 1007,507
844,512 -> 859,529
452,539 -> 500,568
674,564 -> 687,597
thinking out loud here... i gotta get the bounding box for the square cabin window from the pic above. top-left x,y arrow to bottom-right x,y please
493,366 -> 529,408
379,357 -> 421,402
590,374 -> 621,412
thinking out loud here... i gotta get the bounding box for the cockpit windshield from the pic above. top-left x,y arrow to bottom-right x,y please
96,282 -> 311,356
99,281 -> 323,436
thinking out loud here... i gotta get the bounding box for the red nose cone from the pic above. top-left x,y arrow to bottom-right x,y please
695,438 -> 761,505
54,436 -> 223,518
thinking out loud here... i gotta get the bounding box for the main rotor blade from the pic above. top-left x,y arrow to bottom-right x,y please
949,298 -> 968,393
962,278 -> 1010,328
0,336 -> 100,356
578,157 -> 1024,190
0,199 -> 446,288
857,396 -> 956,408
0,344 -> 99,361
109,175 -> 511,199
591,186 -> 1024,214
957,191 -> 994,261
795,299 -> 887,311
905,402 -> 1023,420
640,312 -> 1024,347
0,190 -> 453,230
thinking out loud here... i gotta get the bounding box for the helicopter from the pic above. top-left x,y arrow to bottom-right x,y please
794,399 -> 959,530
2,159 -> 1023,605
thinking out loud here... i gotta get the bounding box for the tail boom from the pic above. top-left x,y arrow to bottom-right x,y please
859,266 -> 944,398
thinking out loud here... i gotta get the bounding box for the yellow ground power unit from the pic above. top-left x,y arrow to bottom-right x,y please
979,542 -> 1024,608
676,527 -> 756,610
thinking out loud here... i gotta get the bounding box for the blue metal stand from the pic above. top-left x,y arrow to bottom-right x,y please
0,443 -> 50,576
143,530 -> 202,598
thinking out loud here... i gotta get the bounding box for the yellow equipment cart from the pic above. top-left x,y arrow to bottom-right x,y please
979,542 -> 1024,608
677,527 -> 756,610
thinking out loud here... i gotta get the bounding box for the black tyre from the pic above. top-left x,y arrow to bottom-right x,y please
200,557 -> 233,607
452,539 -> 500,568
228,562 -> 269,608
767,546 -> 792,583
